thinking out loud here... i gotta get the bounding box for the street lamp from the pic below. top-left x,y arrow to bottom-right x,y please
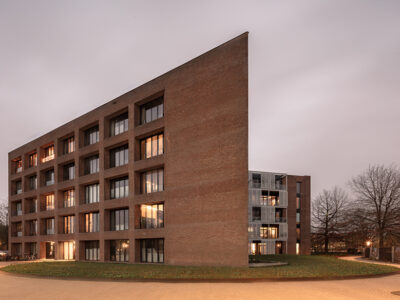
366,241 -> 372,247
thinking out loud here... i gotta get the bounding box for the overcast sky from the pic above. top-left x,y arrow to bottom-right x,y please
1,0 -> 400,204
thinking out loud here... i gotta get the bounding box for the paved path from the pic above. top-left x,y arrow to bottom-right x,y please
340,256 -> 400,268
0,270 -> 400,299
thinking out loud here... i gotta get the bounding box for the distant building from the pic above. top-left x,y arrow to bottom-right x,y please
248,171 -> 311,255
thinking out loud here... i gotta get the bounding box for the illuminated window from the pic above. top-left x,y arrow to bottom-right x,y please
260,225 -> 279,239
140,133 -> 163,159
61,241 -> 75,260
63,216 -> 74,234
296,197 -> 300,209
110,240 -> 129,262
110,112 -> 128,136
110,208 -> 129,231
63,136 -> 75,154
140,203 -> 164,229
110,177 -> 129,199
63,189 -> 75,207
28,153 -> 37,168
42,145 -> 55,163
140,97 -> 163,124
110,144 -> 128,168
296,242 -> 300,255
140,238 -> 164,263
15,159 -> 22,173
296,227 -> 301,240
84,212 -> 99,232
141,169 -> 164,194
85,183 -> 99,204
84,125 -> 99,146
45,194 -> 55,210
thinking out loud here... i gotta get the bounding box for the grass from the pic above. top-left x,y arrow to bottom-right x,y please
1,255 -> 398,280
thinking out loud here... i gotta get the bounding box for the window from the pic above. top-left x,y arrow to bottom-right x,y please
63,136 -> 75,154
16,222 -> 22,237
110,240 -> 129,262
140,203 -> 164,229
85,183 -> 99,204
296,212 -> 301,223
110,145 -> 128,168
84,212 -> 99,232
63,163 -> 75,181
110,177 -> 129,199
46,218 -> 55,235
110,208 -> 129,231
84,155 -> 99,175
29,175 -> 37,190
140,133 -> 164,159
140,97 -> 164,124
110,112 -> 128,136
28,198 -> 37,213
45,194 -> 55,210
141,169 -> 164,194
252,207 -> 261,221
296,197 -> 300,209
28,220 -> 37,236
42,145 -> 55,162
260,225 -> 279,239
15,202 -> 22,216
44,169 -> 54,186
84,125 -> 99,146
15,180 -> 22,194
63,216 -> 74,234
64,189 -> 75,207
15,159 -> 22,173
296,243 -> 300,255
85,241 -> 100,261
28,153 -> 37,168
296,182 -> 301,195
252,173 -> 261,188
296,227 -> 301,240
61,241 -> 75,260
140,239 -> 164,263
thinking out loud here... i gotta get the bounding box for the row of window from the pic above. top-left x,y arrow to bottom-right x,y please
11,97 -> 164,174
12,204 -> 164,237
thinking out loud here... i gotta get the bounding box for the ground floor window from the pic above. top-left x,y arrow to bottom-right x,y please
296,242 -> 300,255
110,240 -> 129,262
60,241 -> 75,260
85,241 -> 100,261
140,238 -> 164,263
26,242 -> 37,256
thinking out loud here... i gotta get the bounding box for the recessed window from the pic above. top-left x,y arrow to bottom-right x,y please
260,225 -> 279,239
44,169 -> 54,186
110,240 -> 129,262
140,97 -> 163,124
63,189 -> 75,208
110,208 -> 129,231
84,155 -> 99,175
140,133 -> 163,160
28,153 -> 37,168
110,177 -> 129,199
45,194 -> 55,210
85,183 -> 99,204
63,163 -> 75,181
15,201 -> 22,216
84,212 -> 99,232
110,144 -> 128,168
252,174 -> 261,188
85,241 -> 100,261
140,203 -> 164,229
63,216 -> 75,234
63,136 -> 75,154
15,222 -> 22,237
27,198 -> 37,214
141,169 -> 164,194
28,175 -> 37,190
15,180 -> 22,194
15,159 -> 22,173
46,218 -> 55,235
296,197 -> 300,209
296,182 -> 301,195
252,207 -> 261,221
42,145 -> 55,163
27,220 -> 37,236
84,125 -> 99,146
140,239 -> 164,263
296,212 -> 301,223
110,112 -> 128,136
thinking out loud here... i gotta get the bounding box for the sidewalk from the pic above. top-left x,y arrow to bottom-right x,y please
340,256 -> 400,269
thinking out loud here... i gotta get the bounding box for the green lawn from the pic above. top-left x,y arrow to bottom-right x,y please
1,255 -> 397,280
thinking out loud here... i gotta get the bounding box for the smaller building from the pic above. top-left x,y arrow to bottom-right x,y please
248,171 -> 311,255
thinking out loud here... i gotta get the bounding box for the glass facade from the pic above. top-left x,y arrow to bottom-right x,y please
140,239 -> 164,263
141,169 -> 164,194
140,203 -> 164,229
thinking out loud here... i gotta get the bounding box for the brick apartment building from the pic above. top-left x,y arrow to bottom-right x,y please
248,171 -> 311,255
8,33 -> 310,266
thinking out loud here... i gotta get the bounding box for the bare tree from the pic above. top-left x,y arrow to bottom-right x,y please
350,165 -> 400,248
312,187 -> 348,253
